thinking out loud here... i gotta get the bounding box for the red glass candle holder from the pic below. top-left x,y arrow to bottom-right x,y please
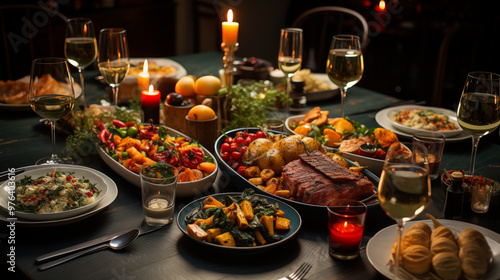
327,199 -> 367,260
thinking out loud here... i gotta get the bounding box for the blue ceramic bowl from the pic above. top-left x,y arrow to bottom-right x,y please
214,128 -> 380,219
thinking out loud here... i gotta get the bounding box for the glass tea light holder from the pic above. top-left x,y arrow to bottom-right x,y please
327,199 -> 367,260
141,85 -> 160,124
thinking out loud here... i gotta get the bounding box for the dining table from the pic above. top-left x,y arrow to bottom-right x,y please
1,51 -> 499,280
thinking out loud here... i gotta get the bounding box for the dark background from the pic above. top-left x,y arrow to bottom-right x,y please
1,0 -> 499,111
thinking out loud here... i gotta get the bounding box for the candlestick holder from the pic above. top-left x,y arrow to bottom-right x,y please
221,42 -> 239,88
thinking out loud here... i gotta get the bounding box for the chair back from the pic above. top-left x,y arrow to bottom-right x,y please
291,6 -> 368,73
0,4 -> 68,80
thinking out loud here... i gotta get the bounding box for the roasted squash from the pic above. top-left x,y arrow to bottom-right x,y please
206,228 -> 221,243
215,232 -> 236,247
187,224 -> 207,241
275,217 -> 291,230
259,215 -> 275,235
255,230 -> 266,245
235,205 -> 249,230
240,200 -> 254,221
203,196 -> 224,208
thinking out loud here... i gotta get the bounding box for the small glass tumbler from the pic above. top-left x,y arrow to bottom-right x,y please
327,199 -> 367,260
412,132 -> 446,180
140,165 -> 178,225
471,178 -> 493,213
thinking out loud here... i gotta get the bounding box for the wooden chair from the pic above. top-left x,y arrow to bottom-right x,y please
0,4 -> 68,80
291,6 -> 369,73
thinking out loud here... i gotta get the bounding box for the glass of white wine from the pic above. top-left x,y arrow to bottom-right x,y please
457,72 -> 500,176
326,35 -> 364,118
98,28 -> 130,106
377,142 -> 431,279
64,18 -> 97,108
29,58 -> 75,165
278,28 -> 302,117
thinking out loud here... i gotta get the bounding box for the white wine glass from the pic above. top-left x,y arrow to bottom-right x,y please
65,17 -> 97,108
278,28 -> 302,117
457,71 -> 500,176
326,35 -> 364,118
98,28 -> 130,106
29,58 -> 75,165
377,142 -> 431,279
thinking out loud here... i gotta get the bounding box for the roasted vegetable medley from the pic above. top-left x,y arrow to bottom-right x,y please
184,189 -> 291,247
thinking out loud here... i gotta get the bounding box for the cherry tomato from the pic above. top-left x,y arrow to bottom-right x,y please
256,131 -> 266,138
221,143 -> 231,153
225,137 -> 234,144
237,165 -> 247,177
221,151 -> 230,162
235,137 -> 245,146
229,143 -> 238,153
235,131 -> 245,138
244,137 -> 253,146
239,146 -> 248,155
231,151 -> 242,160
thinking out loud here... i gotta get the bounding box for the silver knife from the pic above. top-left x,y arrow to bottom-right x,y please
35,223 -> 163,263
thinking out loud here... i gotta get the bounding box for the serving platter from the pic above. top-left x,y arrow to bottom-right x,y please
96,125 -> 218,197
127,58 -> 187,80
176,192 -> 301,253
376,105 -> 471,142
0,164 -> 117,227
366,219 -> 500,280
305,73 -> 340,102
0,76 -> 83,112
214,128 -> 379,219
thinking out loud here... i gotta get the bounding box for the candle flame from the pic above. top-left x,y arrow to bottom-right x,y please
227,9 -> 233,23
143,59 -> 148,74
83,24 -> 87,35
149,84 -> 154,93
379,0 -> 386,10
344,221 -> 348,228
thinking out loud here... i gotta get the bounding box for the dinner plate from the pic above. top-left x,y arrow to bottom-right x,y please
0,76 -> 83,112
96,125 -> 218,197
0,166 -> 108,221
0,164 -> 117,227
176,192 -> 302,253
214,128 -> 379,220
127,58 -> 187,80
376,106 -> 471,142
366,219 -> 500,280
304,73 -> 340,102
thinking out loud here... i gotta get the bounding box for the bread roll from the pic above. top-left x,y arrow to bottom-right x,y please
406,222 -> 432,237
402,245 -> 432,275
460,244 -> 489,279
432,252 -> 462,279
431,226 -> 456,244
457,228 -> 492,260
430,236 -> 458,255
392,228 -> 430,262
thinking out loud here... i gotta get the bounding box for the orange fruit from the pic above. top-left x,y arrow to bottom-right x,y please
194,75 -> 221,96
175,76 -> 196,97
187,105 -> 216,120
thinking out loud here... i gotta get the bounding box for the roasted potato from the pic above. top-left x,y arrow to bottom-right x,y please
260,169 -> 275,181
244,166 -> 261,177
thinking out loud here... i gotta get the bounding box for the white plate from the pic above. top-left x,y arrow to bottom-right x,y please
304,73 -> 339,102
0,165 -> 108,221
376,106 -> 471,142
366,219 -> 500,280
0,164 -> 117,226
127,58 -> 187,80
97,125 -> 218,197
0,76 -> 83,111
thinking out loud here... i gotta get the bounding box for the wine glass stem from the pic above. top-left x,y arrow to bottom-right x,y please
286,76 -> 292,116
469,136 -> 481,176
340,87 -> 347,118
394,221 -> 404,280
50,120 -> 58,161
78,67 -> 86,108
112,85 -> 119,106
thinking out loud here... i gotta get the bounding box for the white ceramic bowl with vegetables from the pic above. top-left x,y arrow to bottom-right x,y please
97,125 -> 218,197
0,166 -> 108,221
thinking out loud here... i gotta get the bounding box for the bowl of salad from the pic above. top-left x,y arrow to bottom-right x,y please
96,121 -> 218,197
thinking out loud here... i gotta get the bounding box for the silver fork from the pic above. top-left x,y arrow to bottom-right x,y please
278,262 -> 312,280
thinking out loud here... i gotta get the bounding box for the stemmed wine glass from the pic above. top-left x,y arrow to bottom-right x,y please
29,58 -> 75,165
377,142 -> 431,279
64,18 -> 97,108
326,35 -> 364,118
98,28 -> 130,106
457,71 -> 500,176
278,28 -> 302,117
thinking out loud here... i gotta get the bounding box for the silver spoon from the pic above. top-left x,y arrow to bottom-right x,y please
38,228 -> 140,271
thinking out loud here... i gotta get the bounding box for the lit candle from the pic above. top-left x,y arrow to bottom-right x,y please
138,59 -> 150,93
141,85 -> 160,123
222,9 -> 239,47
329,221 -> 364,254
